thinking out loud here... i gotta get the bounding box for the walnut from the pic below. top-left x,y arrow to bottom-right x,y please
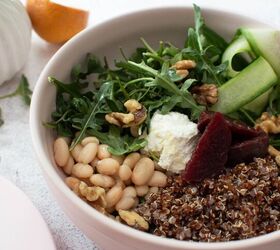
255,112 -> 280,134
268,145 -> 280,157
171,59 -> 196,79
118,209 -> 149,231
191,83 -> 218,105
77,181 -> 107,207
105,99 -> 147,128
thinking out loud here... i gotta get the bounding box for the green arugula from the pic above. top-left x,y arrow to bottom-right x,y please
0,75 -> 32,126
0,108 -> 3,127
0,75 -> 32,105
47,5 -> 229,155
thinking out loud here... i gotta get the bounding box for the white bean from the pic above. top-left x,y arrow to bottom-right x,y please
90,158 -> 99,168
54,137 -> 70,167
96,158 -> 120,175
115,196 -> 135,211
97,144 -> 111,159
111,155 -> 125,165
106,186 -> 123,208
90,174 -> 115,188
77,142 -> 98,164
63,156 -> 74,175
147,171 -> 167,187
131,157 -> 154,185
135,185 -> 149,197
71,144 -> 83,162
123,186 -> 137,198
72,163 -> 93,178
118,164 -> 132,181
123,152 -> 141,169
81,136 -> 99,146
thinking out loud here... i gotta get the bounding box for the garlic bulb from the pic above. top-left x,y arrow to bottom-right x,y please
0,0 -> 32,85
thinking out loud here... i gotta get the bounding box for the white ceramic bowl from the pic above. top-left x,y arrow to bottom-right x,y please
30,5 -> 280,250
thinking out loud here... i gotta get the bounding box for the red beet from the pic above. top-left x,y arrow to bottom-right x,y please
182,112 -> 232,182
227,132 -> 269,168
198,111 -> 259,139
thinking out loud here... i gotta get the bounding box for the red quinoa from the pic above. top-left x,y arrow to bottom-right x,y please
136,157 -> 280,242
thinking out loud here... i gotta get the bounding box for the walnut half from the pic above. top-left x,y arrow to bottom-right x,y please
171,59 -> 197,79
118,209 -> 149,231
191,83 -> 218,106
255,112 -> 280,134
105,99 -> 147,128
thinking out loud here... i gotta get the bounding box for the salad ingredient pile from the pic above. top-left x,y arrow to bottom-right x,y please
49,5 -> 280,242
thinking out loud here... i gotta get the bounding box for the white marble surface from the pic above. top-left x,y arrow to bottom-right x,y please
0,0 -> 280,249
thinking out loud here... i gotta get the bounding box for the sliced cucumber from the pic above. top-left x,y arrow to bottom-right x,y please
243,88 -> 272,115
222,35 -> 252,77
241,28 -> 280,77
211,57 -> 277,114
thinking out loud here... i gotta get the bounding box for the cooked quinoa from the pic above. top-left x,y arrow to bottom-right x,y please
136,157 -> 280,242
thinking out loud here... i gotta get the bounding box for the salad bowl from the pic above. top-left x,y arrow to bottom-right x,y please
30,5 -> 280,250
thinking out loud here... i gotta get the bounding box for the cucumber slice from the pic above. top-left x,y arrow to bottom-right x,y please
211,57 -> 277,114
241,28 -> 280,77
222,35 -> 252,77
243,89 -> 272,115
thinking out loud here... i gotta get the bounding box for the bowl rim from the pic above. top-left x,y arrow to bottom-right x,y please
30,4 -> 280,249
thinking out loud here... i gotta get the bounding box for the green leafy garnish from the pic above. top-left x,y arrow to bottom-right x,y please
0,108 -> 3,127
0,75 -> 32,105
46,5 -> 229,154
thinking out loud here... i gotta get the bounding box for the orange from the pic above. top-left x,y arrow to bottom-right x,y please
26,0 -> 89,44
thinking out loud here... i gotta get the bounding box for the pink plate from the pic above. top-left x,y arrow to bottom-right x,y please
0,176 -> 56,250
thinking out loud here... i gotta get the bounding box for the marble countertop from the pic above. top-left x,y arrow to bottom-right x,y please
0,0 -> 279,249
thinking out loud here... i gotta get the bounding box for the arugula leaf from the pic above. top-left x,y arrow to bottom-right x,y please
90,126 -> 147,155
71,54 -> 105,82
126,60 -> 204,119
0,108 -> 3,127
183,4 -> 228,85
70,81 -> 113,150
0,75 -> 32,105
48,77 -> 82,97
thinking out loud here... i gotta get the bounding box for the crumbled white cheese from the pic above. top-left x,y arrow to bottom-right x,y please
145,112 -> 199,173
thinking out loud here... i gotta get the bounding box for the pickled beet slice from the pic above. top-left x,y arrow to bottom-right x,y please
227,132 -> 269,168
198,111 -> 259,139
182,112 -> 232,182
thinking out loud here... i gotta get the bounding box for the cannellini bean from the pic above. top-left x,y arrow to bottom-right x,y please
72,163 -> 93,178
118,164 -> 132,181
150,186 -> 159,193
90,174 -> 115,188
90,158 -> 99,168
63,156 -> 74,175
135,185 -> 149,197
131,157 -> 154,185
97,144 -> 111,159
114,178 -> 126,189
111,155 -> 125,165
147,171 -> 167,187
123,152 -> 141,169
78,142 -> 98,164
96,158 -> 120,175
54,137 -> 70,167
81,136 -> 99,146
65,176 -> 80,189
123,186 -> 137,198
115,196 -> 135,211
106,186 -> 123,208
71,144 -> 83,162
